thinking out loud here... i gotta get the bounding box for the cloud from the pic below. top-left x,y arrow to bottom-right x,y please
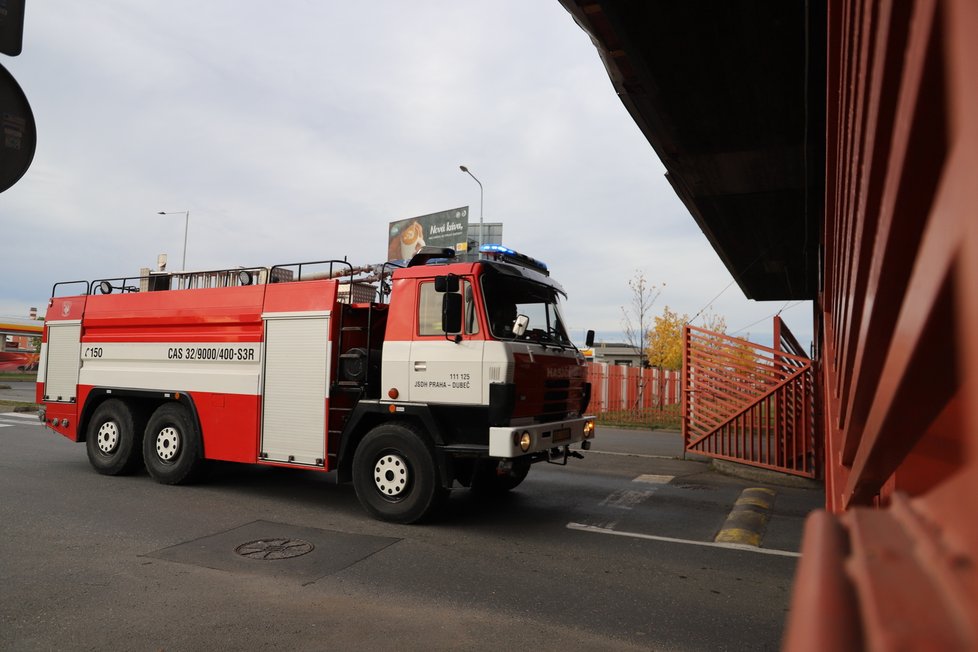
1,1 -> 813,349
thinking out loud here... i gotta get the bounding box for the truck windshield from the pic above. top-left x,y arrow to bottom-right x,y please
482,273 -> 571,346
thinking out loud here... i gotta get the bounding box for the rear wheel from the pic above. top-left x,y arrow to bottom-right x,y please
85,399 -> 143,475
143,403 -> 204,485
352,422 -> 446,524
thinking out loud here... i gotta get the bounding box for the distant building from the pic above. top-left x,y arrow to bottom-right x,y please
465,222 -> 503,250
456,222 -> 503,261
591,342 -> 645,367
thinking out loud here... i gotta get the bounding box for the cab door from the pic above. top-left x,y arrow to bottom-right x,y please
407,278 -> 484,405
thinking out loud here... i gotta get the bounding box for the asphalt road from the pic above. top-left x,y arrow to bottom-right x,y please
0,413 -> 822,651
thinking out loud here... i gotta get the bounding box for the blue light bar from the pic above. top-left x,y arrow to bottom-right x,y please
478,244 -> 549,274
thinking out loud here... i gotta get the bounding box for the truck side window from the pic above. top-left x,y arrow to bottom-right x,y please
418,280 -> 479,336
463,280 -> 479,335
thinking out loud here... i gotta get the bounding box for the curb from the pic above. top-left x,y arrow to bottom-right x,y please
711,458 -> 822,489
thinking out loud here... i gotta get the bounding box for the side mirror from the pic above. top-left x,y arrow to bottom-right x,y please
585,330 -> 595,348
434,274 -> 459,293
442,292 -> 462,334
512,314 -> 529,337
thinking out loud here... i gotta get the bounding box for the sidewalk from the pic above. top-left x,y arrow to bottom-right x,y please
591,426 -> 705,459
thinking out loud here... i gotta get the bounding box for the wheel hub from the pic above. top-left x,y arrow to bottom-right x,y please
96,421 -> 119,454
155,426 -> 181,462
373,453 -> 409,497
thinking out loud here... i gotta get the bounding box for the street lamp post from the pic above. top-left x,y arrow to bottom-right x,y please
157,210 -> 190,270
459,165 -> 483,254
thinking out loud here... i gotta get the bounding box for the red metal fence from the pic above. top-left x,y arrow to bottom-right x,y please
682,318 -> 818,478
586,363 -> 681,426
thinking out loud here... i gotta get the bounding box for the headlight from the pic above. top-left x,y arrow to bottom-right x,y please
583,419 -> 595,439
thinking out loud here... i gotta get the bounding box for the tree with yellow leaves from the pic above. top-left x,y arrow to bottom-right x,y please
647,307 -> 730,369
646,306 -> 688,369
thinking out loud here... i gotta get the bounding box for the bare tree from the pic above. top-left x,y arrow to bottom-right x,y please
620,271 -> 663,368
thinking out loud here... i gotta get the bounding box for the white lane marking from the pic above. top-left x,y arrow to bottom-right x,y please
633,474 -> 674,484
1,412 -> 38,419
600,488 -> 657,510
566,522 -> 801,558
0,415 -> 42,427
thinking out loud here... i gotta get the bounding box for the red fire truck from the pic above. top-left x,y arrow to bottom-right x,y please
37,245 -> 595,523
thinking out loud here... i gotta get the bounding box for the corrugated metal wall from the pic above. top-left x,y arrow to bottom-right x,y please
785,0 -> 977,648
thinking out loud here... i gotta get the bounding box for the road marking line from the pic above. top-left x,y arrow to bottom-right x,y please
0,417 -> 42,427
715,527 -> 762,547
633,474 -> 674,484
1,412 -> 38,419
566,522 -> 800,558
0,424 -> 12,428
599,488 -> 656,510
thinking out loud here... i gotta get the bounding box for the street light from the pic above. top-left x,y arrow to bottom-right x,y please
157,210 -> 190,270
459,165 -> 483,254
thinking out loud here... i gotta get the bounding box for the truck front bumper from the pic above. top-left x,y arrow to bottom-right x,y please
488,416 -> 595,458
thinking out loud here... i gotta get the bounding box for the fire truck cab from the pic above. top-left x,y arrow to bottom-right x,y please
37,245 -> 595,523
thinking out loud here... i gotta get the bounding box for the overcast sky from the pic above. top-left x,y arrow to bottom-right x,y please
1,1 -> 812,348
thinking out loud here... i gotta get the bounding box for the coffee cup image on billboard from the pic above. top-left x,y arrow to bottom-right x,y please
389,221 -> 425,260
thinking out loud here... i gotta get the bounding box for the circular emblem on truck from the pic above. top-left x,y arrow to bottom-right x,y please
234,538 -> 315,560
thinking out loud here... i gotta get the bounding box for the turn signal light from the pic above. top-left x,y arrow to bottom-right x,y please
518,431 -> 532,452
583,419 -> 595,439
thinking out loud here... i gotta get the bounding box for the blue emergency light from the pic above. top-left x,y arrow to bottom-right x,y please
479,244 -> 549,274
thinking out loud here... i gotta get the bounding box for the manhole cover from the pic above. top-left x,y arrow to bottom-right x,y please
234,538 -> 315,560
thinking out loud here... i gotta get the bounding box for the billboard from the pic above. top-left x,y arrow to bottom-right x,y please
388,206 -> 469,262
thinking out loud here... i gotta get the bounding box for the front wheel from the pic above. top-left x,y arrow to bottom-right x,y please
143,403 -> 204,485
352,422 -> 447,524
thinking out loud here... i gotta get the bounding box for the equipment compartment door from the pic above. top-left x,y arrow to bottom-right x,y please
261,315 -> 330,466
43,323 -> 82,403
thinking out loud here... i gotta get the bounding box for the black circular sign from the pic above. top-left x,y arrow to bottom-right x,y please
0,62 -> 36,193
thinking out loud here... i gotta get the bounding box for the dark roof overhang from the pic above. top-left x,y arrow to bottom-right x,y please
559,1 -> 825,300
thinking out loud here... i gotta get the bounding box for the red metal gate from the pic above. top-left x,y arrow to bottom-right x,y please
682,317 -> 818,477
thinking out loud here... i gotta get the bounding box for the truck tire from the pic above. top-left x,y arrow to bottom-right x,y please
352,422 -> 447,524
85,399 -> 143,476
472,458 -> 531,494
143,403 -> 204,485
